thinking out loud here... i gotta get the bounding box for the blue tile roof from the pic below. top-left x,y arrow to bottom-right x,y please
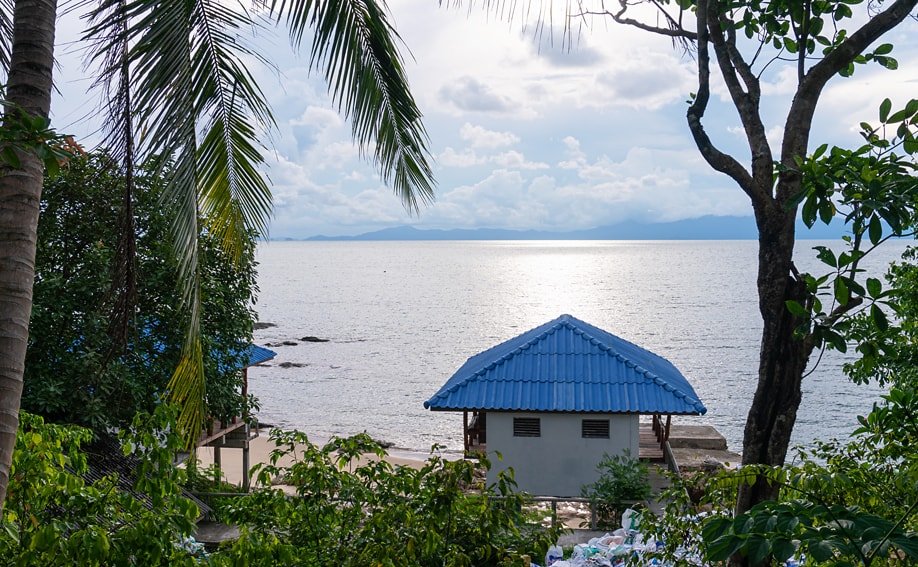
424,314 -> 706,415
243,344 -> 277,367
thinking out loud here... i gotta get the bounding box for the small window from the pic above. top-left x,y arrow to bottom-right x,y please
582,419 -> 610,439
513,417 -> 541,437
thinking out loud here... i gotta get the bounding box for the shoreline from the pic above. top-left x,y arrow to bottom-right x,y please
194,427 -> 463,488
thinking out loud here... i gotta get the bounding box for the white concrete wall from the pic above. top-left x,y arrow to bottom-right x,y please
485,412 -> 639,497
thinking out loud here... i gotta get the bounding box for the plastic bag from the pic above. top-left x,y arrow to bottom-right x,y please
545,545 -> 564,566
621,507 -> 642,531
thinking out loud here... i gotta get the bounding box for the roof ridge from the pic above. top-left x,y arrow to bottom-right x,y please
569,322 -> 706,413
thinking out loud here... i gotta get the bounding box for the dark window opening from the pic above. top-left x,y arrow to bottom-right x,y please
513,417 -> 541,437
582,419 -> 610,439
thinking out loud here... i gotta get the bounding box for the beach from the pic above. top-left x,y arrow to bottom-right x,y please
193,428 -> 457,487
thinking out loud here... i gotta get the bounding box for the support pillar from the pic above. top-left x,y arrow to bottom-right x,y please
242,423 -> 251,492
463,411 -> 469,453
213,446 -> 222,485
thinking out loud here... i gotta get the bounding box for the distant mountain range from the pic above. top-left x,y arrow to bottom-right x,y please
293,216 -> 845,241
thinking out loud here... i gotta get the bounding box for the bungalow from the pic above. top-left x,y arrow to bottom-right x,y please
424,314 -> 706,497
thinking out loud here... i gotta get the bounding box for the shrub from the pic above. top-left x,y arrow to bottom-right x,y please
581,451 -> 651,530
210,430 -> 563,566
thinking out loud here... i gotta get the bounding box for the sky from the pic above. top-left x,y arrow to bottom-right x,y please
51,2 -> 918,238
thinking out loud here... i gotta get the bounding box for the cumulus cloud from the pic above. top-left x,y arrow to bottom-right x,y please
438,147 -> 487,167
459,123 -> 520,148
594,52 -> 695,110
437,147 -> 547,170
439,76 -> 516,113
493,150 -> 549,170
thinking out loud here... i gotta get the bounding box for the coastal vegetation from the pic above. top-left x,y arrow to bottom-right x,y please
457,0 -> 918,527
1,413 -> 560,565
25,154 -> 258,430
0,0 -> 435,509
642,243 -> 918,566
581,451 -> 651,530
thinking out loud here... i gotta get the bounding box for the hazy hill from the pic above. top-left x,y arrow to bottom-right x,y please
300,216 -> 844,241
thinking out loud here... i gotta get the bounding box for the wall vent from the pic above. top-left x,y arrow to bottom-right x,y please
513,417 -> 541,437
582,419 -> 610,439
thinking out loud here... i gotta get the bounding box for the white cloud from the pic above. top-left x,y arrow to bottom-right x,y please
594,52 -> 695,110
459,123 -> 520,148
438,147 -> 487,167
437,147 -> 548,170
439,77 -> 516,113
493,150 -> 549,170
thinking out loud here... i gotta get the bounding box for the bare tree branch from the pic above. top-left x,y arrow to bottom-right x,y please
603,0 -> 696,41
712,12 -> 775,202
685,0 -> 759,204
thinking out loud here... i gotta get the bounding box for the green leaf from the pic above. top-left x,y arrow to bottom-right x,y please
871,304 -> 889,332
888,108 -> 912,123
706,535 -> 744,561
785,300 -> 808,318
866,277 -> 882,298
747,534 -> 771,565
819,199 -> 835,224
880,98 -> 892,122
802,194 -> 818,227
1,146 -> 21,168
772,538 -> 796,562
835,277 -> 850,306
868,215 -> 883,245
810,540 -> 835,562
874,43 -> 893,55
877,56 -> 898,70
812,143 -> 828,160
815,246 -> 837,268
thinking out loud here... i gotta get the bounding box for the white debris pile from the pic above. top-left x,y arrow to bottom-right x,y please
532,508 -> 802,567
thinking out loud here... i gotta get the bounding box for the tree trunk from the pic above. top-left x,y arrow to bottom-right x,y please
0,0 -> 57,510
728,196 -> 815,567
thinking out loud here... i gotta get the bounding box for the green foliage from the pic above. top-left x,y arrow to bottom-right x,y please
846,247 -> 918,387
24,152 -> 259,431
0,105 -> 80,176
0,406 -> 201,565
686,236 -> 918,566
207,430 -> 561,566
785,99 -> 918,354
702,466 -> 918,566
581,451 -> 652,530
716,0 -> 900,76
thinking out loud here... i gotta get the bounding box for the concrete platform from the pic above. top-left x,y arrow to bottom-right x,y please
670,447 -> 741,471
667,425 -> 728,451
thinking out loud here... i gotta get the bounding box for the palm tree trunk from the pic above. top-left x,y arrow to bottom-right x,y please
0,0 -> 57,510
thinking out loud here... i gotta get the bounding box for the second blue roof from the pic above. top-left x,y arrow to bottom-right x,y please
424,314 -> 706,415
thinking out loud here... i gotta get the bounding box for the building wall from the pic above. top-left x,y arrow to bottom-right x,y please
485,412 -> 639,497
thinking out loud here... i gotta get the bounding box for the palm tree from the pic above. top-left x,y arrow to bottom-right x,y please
0,0 -> 435,509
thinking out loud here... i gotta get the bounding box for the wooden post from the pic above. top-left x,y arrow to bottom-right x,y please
242,423 -> 251,492
664,414 -> 672,449
213,446 -> 222,485
463,410 -> 469,453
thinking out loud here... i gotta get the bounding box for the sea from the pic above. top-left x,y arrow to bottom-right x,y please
249,239 -> 910,457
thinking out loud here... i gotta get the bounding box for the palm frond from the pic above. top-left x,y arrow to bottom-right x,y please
187,0 -> 274,260
95,0 -> 275,445
83,0 -> 138,352
269,0 -> 435,212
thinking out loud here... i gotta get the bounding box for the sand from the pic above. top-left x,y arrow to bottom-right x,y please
193,428 -> 449,488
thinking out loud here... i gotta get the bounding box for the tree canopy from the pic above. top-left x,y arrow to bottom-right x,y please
24,153 -> 259,431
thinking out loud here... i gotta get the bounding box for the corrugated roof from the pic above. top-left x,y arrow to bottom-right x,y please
244,344 -> 277,367
424,314 -> 706,415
